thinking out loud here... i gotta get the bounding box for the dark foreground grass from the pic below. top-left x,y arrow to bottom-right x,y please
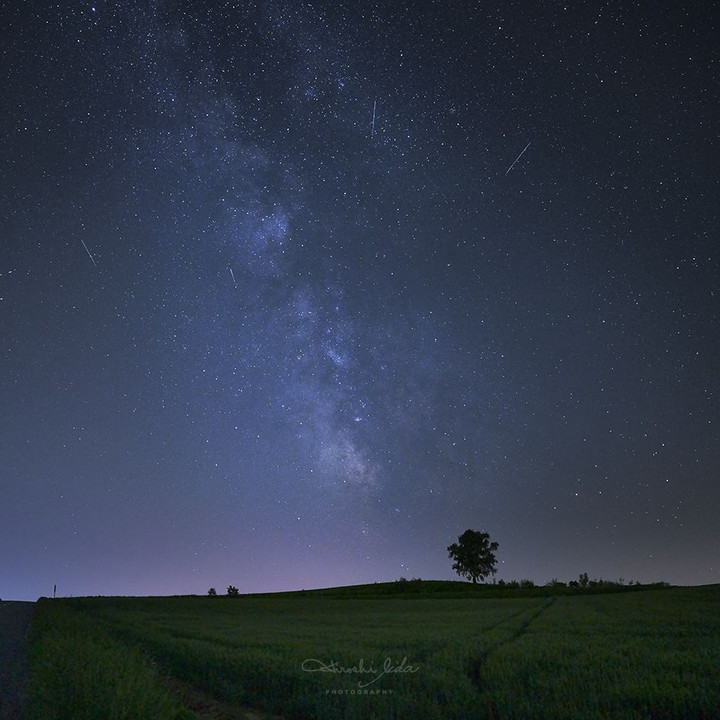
26,583 -> 720,719
26,599 -> 194,720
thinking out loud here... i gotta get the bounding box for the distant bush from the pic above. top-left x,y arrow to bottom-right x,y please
546,579 -> 567,588
207,587 -> 217,597
392,577 -> 425,594
226,585 -> 239,597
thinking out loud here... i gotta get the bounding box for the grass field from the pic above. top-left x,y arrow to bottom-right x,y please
26,582 -> 720,719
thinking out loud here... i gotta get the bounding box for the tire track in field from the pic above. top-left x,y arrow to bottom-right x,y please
164,674 -> 286,720
473,598 -> 549,639
102,622 -> 287,720
467,597 -> 556,689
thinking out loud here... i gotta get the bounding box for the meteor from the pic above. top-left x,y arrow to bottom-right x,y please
80,238 -> 97,267
505,141 -> 531,174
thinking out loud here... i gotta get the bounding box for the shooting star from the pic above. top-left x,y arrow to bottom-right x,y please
80,238 -> 98,267
371,100 -> 376,137
229,267 -> 237,286
505,141 -> 532,174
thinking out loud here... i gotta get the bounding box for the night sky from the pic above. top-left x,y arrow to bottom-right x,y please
2,2 -> 718,601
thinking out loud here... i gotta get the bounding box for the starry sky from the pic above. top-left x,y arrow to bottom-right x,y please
1,1 -> 718,601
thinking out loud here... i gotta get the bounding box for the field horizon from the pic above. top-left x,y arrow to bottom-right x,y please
30,575 -> 701,603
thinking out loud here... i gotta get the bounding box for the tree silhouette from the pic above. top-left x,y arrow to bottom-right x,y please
447,529 -> 499,583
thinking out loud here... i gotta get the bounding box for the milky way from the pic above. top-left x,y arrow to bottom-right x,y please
1,2 -> 718,600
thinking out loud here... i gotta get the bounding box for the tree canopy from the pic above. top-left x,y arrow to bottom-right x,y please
447,529 -> 499,583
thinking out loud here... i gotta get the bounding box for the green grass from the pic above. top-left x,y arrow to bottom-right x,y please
477,588 -> 720,719
26,583 -> 720,719
26,599 -> 194,720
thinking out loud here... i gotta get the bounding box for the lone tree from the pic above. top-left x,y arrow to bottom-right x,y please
447,529 -> 499,583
